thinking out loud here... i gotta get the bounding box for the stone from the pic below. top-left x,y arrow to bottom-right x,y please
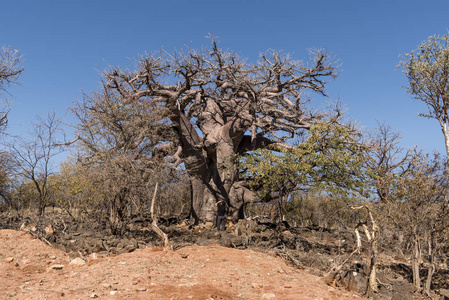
4,257 -> 14,263
69,257 -> 86,267
88,253 -> 99,261
45,224 -> 54,235
20,223 -> 37,232
48,264 -> 65,271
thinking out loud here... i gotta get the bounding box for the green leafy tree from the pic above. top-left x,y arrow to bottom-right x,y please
239,122 -> 368,220
399,32 -> 449,164
50,160 -> 101,218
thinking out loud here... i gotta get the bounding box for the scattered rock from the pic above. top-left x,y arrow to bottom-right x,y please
20,223 -> 37,232
90,292 -> 98,298
283,230 -> 293,237
45,224 -> 54,235
69,257 -> 86,267
47,264 -> 65,271
261,293 -> 276,299
4,257 -> 14,263
88,253 -> 99,261
252,283 -> 262,290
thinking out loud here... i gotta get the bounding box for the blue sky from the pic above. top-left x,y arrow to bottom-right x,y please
1,0 -> 449,164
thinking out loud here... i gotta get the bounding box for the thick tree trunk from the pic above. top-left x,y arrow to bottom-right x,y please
172,107 -> 251,223
189,149 -> 245,223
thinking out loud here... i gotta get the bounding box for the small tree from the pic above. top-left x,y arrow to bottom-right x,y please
72,83 -> 184,234
0,46 -> 23,209
239,121 -> 369,216
364,122 -> 418,203
387,153 -> 449,294
10,112 -> 64,216
399,32 -> 449,165
51,160 -> 101,218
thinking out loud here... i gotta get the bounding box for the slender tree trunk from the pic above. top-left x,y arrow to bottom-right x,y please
440,124 -> 449,167
424,230 -> 436,294
149,182 -> 171,250
366,228 -> 379,296
412,227 -> 421,290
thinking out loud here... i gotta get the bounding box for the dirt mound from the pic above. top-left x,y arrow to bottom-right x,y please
0,229 -> 364,299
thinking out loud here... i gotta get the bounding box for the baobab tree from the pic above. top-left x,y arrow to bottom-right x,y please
75,38 -> 342,223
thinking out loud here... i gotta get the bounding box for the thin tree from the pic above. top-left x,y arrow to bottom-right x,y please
0,46 -> 23,207
364,122 -> 418,203
0,46 -> 23,132
10,112 -> 64,216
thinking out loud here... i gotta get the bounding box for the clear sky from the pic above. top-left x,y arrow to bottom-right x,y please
1,0 -> 449,164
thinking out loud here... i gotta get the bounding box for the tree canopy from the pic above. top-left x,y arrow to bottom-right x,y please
400,32 -> 449,164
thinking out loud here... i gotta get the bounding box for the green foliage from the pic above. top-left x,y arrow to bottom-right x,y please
239,122 -> 369,199
399,33 -> 449,118
51,160 -> 103,216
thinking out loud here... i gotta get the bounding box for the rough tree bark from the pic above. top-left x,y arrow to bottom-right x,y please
76,38 -> 339,223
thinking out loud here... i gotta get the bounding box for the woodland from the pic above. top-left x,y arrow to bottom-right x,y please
1,35 -> 449,299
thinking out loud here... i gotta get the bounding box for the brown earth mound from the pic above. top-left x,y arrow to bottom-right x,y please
0,229 -> 364,299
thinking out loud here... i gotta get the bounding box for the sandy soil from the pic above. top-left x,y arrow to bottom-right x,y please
0,229 -> 365,300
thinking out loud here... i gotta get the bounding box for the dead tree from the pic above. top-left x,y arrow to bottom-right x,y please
351,205 -> 380,296
9,112 -> 64,216
0,46 -> 23,132
149,182 -> 171,250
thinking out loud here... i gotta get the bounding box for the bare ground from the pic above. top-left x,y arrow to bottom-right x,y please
0,229 -> 365,300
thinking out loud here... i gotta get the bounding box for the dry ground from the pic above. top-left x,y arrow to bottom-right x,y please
0,229 -> 365,300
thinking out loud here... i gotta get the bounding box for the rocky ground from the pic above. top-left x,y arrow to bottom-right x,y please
0,229 -> 366,300
0,210 -> 448,299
